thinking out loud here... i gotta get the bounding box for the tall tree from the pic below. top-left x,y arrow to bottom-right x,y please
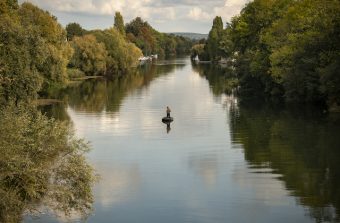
206,16 -> 224,61
114,11 -> 125,35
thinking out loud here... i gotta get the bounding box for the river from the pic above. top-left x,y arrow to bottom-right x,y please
26,57 -> 340,222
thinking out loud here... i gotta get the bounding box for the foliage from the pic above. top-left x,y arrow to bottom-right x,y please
91,28 -> 142,75
67,68 -> 85,79
0,0 -> 18,14
70,34 -> 108,76
66,22 -> 85,40
0,1 -> 72,103
0,104 -> 96,222
205,0 -> 340,108
125,17 -> 194,57
114,11 -> 125,35
190,44 -> 209,61
206,16 -> 224,61
264,0 -> 340,105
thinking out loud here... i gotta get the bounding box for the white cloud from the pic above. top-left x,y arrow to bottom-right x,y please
214,0 -> 249,22
188,7 -> 211,21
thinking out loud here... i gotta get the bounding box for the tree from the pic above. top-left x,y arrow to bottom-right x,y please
114,11 -> 125,35
0,0 -> 18,14
206,16 -> 224,61
125,17 -> 194,57
91,28 -> 142,75
191,44 -> 209,61
0,2 -> 72,103
70,34 -> 108,76
66,22 -> 85,40
0,104 -> 96,222
264,0 -> 340,105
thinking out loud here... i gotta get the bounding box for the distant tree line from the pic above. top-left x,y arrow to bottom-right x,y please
192,0 -> 340,109
0,1 -> 195,104
125,17 -> 194,58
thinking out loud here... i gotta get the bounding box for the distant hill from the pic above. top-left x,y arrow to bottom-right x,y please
169,32 -> 208,40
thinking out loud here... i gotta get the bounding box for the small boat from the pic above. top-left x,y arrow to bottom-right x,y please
162,117 -> 174,123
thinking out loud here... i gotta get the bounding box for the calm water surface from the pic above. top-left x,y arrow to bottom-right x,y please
27,58 -> 340,222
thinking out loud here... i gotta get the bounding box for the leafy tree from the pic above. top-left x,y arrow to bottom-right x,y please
0,104 -> 96,222
264,0 -> 340,105
0,0 -> 18,14
66,22 -> 85,40
126,17 -> 194,57
191,44 -> 209,61
0,3 -> 72,101
0,2 -> 72,103
18,3 -> 73,92
91,28 -> 142,75
70,34 -> 108,76
206,16 -> 224,61
114,11 -> 125,35
207,0 -> 340,108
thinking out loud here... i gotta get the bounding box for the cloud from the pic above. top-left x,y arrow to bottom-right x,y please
188,7 -> 211,21
214,0 -> 249,22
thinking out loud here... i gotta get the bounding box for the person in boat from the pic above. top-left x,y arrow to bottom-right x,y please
166,106 -> 171,118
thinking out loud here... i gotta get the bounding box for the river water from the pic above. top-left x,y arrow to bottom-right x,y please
27,57 -> 340,222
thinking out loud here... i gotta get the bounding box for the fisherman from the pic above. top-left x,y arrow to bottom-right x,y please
166,106 -> 171,118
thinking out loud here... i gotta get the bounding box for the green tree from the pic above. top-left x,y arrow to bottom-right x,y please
70,34 -> 108,76
0,104 -> 96,222
91,28 -> 142,75
0,0 -> 18,14
206,16 -> 224,61
191,44 -> 209,61
0,2 -> 73,103
231,0 -> 291,101
125,17 -> 194,57
264,0 -> 340,105
66,22 -> 85,40
114,11 -> 125,35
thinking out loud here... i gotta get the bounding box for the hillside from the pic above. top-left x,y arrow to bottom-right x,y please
170,32 -> 208,40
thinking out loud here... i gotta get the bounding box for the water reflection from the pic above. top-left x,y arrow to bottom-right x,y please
229,104 -> 340,222
195,61 -> 340,222
60,61 -> 185,114
188,154 -> 219,188
33,57 -> 340,223
94,164 -> 141,208
191,62 -> 238,96
166,122 -> 171,134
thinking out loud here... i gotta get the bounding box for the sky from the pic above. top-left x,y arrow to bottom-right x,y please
18,0 -> 250,34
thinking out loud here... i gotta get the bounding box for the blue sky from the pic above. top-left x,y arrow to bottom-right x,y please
18,0 -> 249,33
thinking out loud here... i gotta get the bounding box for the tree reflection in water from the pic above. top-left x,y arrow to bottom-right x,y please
196,62 -> 340,222
0,104 -> 97,222
229,104 -> 340,222
54,61 -> 184,115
